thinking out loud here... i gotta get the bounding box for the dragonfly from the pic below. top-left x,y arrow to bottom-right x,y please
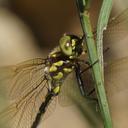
0,7 -> 128,128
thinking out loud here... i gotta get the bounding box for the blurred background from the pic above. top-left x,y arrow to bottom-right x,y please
0,0 -> 128,128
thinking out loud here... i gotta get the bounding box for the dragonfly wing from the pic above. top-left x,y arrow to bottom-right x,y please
105,57 -> 128,96
58,71 -> 86,107
104,8 -> 128,43
0,58 -> 57,128
0,58 -> 45,100
58,71 -> 92,107
0,77 -> 46,128
0,74 -> 57,128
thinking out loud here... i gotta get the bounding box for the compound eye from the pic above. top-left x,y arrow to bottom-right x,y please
59,35 -> 73,56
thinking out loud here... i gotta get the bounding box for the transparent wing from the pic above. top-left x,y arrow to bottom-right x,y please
58,71 -> 80,106
0,58 -> 45,100
105,56 -> 128,96
58,69 -> 94,107
0,58 -> 57,128
0,80 -> 56,128
104,8 -> 128,43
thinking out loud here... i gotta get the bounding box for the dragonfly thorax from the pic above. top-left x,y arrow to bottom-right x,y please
45,34 -> 84,95
47,52 -> 75,81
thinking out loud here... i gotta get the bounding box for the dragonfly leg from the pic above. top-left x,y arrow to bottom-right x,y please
75,61 -> 98,103
75,63 -> 98,103
87,88 -> 95,96
86,88 -> 98,104
80,59 -> 99,75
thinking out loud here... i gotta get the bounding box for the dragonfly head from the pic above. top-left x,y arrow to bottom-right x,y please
59,34 -> 84,58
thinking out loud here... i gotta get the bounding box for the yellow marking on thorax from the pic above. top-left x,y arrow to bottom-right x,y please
53,60 -> 63,67
63,68 -> 72,73
53,72 -> 63,80
49,65 -> 57,72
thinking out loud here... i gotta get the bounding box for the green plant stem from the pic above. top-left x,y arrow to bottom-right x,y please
75,0 -> 113,128
96,0 -> 113,80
